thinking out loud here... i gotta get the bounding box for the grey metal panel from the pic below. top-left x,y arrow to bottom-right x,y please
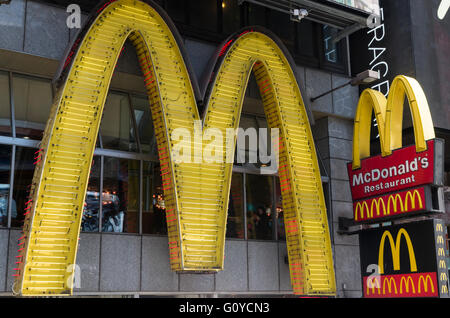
0,0 -> 26,52
331,179 -> 352,202
332,74 -> 359,119
6,229 -> 21,293
184,39 -> 217,84
327,116 -> 354,140
333,244 -> 362,293
434,138 -> 445,186
331,200 -> 353,223
328,137 -> 353,160
248,241 -> 279,291
329,158 -> 350,181
24,1 -> 69,60
215,239 -> 248,292
179,273 -> 215,292
277,242 -> 292,291
99,234 -> 141,292
332,221 -> 358,246
0,229 -> 9,292
305,68 -> 333,115
75,233 -> 101,293
141,236 -> 178,292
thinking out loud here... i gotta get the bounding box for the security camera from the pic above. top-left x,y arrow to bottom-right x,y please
291,8 -> 308,22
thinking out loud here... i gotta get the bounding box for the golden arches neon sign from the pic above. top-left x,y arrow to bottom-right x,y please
14,0 -> 335,296
352,75 -> 435,169
354,189 -> 424,221
378,228 -> 417,275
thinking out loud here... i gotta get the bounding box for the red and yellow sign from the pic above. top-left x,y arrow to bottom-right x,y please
364,272 -> 438,298
347,74 -> 441,223
359,219 -> 449,298
354,187 -> 425,222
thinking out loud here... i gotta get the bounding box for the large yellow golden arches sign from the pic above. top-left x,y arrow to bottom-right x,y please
14,0 -> 335,296
352,75 -> 435,169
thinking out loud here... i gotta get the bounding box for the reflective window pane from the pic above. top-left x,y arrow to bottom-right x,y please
189,0 -> 218,32
323,25 -> 339,63
131,95 -> 156,156
246,174 -> 274,240
11,147 -> 35,228
276,177 -> 285,240
226,172 -> 244,239
82,156 -> 101,232
0,71 -> 11,136
222,0 -> 241,35
0,145 -> 11,227
102,157 -> 139,233
142,162 -> 167,235
100,93 -> 138,152
13,75 -> 53,140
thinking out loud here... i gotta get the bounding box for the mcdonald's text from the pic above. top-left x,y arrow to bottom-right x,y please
348,140 -> 435,201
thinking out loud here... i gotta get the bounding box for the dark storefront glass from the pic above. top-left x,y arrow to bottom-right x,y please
0,71 -> 11,136
102,157 -> 139,233
189,0 -> 218,32
100,92 -> 138,153
246,173 -> 274,240
81,156 -> 101,232
131,95 -> 156,156
275,177 -> 285,240
226,172 -> 244,239
222,0 -> 241,35
12,75 -> 52,140
296,20 -> 318,60
142,161 -> 167,235
11,147 -> 35,228
0,145 -> 11,227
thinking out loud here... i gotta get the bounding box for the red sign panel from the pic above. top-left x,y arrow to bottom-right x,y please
347,140 -> 435,201
363,272 -> 438,298
353,187 -> 426,222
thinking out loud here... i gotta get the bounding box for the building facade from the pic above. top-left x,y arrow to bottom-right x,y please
0,0 -> 447,298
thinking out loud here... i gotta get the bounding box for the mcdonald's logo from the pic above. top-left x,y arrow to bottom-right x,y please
378,228 -> 417,274
439,260 -> 447,269
387,193 -> 404,214
442,285 -> 448,294
437,235 -> 445,245
436,223 -> 444,232
418,275 -> 435,294
400,276 -> 415,294
363,272 -> 438,298
351,75 -> 435,169
438,248 -> 446,257
383,277 -> 398,295
353,188 -> 425,222
13,0 -> 335,296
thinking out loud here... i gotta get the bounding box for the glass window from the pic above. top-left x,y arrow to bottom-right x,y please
102,157 -> 139,233
131,95 -> 156,156
222,0 -> 241,35
248,3 -> 266,26
0,71 -> 11,136
142,161 -> 167,235
296,20 -> 318,59
269,10 -> 294,53
166,0 -> 187,24
275,177 -> 285,240
81,156 -> 101,232
0,145 -> 11,227
100,92 -> 138,152
226,172 -> 244,238
323,25 -> 340,63
236,115 -> 258,165
13,75 -> 53,140
246,173 -> 274,240
11,146 -> 35,228
189,0 -> 218,32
